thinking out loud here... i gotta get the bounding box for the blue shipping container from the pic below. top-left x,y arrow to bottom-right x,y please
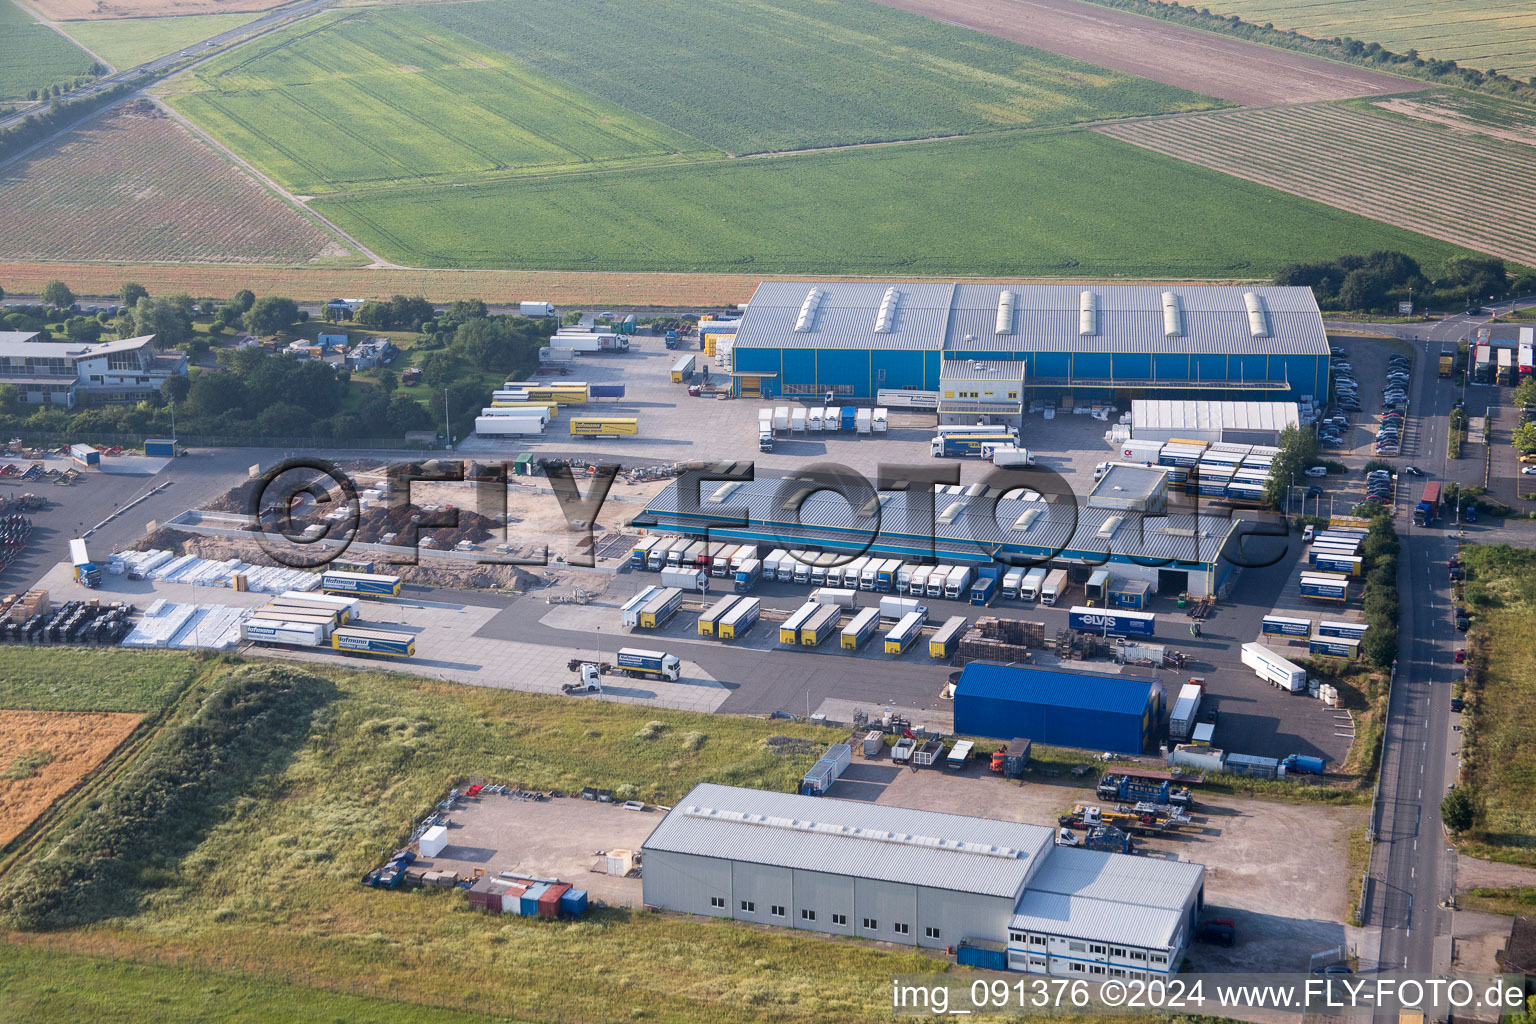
590,384 -> 626,398
970,577 -> 997,605
956,943 -> 1008,971
841,408 -> 857,430
1067,607 -> 1156,637
521,883 -> 550,916
559,888 -> 589,915
144,438 -> 176,458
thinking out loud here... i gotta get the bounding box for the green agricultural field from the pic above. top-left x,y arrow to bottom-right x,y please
163,7 -> 720,195
59,11 -> 262,69
1145,0 -> 1536,79
0,649 -> 201,714
314,130 -> 1481,277
420,0 -> 1220,155
0,0 -> 99,101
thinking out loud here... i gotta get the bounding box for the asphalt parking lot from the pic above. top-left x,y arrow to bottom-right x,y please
821,759 -> 1364,971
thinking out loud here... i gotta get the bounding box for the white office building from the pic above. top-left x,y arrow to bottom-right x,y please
0,331 -> 187,408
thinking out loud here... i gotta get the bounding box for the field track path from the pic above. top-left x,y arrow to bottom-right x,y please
155,98 -> 395,268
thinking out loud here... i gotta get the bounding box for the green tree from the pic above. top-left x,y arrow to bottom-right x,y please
1360,624 -> 1397,667
420,350 -> 464,390
128,295 -> 194,346
64,316 -> 101,342
119,282 -> 148,307
160,375 -> 191,405
246,296 -> 299,336
376,368 -> 398,395
1513,421 -> 1536,455
1263,423 -> 1321,509
1515,375 -> 1536,410
446,298 -> 487,322
1440,786 -> 1477,833
230,289 -> 256,314
388,294 -> 434,330
354,300 -> 394,330
0,384 -> 19,416
41,279 -> 74,309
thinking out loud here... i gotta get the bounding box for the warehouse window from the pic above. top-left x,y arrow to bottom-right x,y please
1089,944 -> 1105,955
893,923 -> 909,935
832,914 -> 847,926
1009,932 -> 1026,944
1070,963 -> 1085,973
771,905 -> 785,918
1150,954 -> 1167,965
1030,936 -> 1046,947
925,927 -> 941,939
740,901 -> 755,914
1129,951 -> 1147,962
1109,969 -> 1126,979
1090,965 -> 1107,977
1068,942 -> 1086,953
864,918 -> 878,930
1110,947 -> 1126,959
801,909 -> 816,922
710,897 -> 725,909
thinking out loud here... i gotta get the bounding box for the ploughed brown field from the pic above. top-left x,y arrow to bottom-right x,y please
0,710 -> 141,845
868,0 -> 1421,105
22,0 -> 285,20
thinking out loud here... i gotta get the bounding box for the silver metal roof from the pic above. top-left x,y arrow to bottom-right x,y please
730,283 -> 1326,357
1133,400 -> 1300,433
0,333 -> 157,360
1089,464 -> 1169,502
732,281 -> 956,351
1010,846 -> 1205,948
940,358 -> 1027,382
634,477 -> 1240,567
947,285 -> 1327,356
644,783 -> 1054,898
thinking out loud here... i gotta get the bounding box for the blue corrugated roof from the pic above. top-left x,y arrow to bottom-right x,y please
956,662 -> 1157,716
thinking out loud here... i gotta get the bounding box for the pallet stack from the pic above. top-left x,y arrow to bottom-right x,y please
956,616 -> 1046,666
9,590 -> 49,623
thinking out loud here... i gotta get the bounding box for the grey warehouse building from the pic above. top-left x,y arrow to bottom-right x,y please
643,784 -> 1206,978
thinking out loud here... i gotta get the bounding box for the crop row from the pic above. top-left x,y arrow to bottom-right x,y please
0,110 -> 331,264
312,129 -> 1474,276
1098,103 -> 1536,266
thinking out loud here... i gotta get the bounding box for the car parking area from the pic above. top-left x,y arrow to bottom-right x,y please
1320,336 -> 1417,464
822,757 -> 1364,971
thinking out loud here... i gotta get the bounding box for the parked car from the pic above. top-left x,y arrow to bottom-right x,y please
1464,505 -> 1478,522
1195,919 -> 1236,946
1454,649 -> 1466,663
1450,696 -> 1464,712
1405,465 -> 1423,476
1449,566 -> 1464,580
1456,613 -> 1471,632
1305,466 -> 1329,477
1306,485 -> 1323,498
1521,466 -> 1536,475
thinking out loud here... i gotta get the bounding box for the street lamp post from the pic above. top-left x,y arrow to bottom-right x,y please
443,387 -> 451,452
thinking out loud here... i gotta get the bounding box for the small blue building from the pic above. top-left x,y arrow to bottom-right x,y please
317,331 -> 348,350
726,282 -> 1330,403
953,663 -> 1164,755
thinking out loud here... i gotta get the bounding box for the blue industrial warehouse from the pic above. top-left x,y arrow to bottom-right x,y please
722,282 -> 1330,402
953,663 -> 1166,755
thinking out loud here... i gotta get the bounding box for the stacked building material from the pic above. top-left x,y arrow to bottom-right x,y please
956,616 -> 1045,666
8,589 -> 49,622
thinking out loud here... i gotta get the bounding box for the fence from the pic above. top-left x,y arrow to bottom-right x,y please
10,431 -> 439,452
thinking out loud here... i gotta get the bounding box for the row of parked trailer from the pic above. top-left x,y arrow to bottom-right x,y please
1114,438 -> 1279,502
760,406 -> 889,434
628,536 -> 1077,606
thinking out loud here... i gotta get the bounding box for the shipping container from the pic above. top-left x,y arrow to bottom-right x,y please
144,438 -> 176,458
840,607 -> 882,650
1317,620 -> 1368,640
1261,615 -> 1312,639
953,662 -> 1160,755
1241,642 -> 1307,692
69,443 -> 100,468
559,888 -> 588,915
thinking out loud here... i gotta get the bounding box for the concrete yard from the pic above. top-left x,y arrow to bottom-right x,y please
413,792 -> 655,907
822,757 -> 1367,972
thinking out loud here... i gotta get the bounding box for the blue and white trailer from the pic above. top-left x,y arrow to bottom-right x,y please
1067,606 -> 1155,638
320,570 -> 403,597
1308,636 -> 1361,660
1299,572 -> 1349,602
1261,615 -> 1312,639
1317,620 -> 1369,640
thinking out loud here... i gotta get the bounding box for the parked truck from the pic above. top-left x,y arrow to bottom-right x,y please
1040,568 -> 1068,605
70,538 -> 101,587
331,627 -> 415,658
944,565 -> 976,599
620,585 -> 661,627
1438,350 -> 1455,378
733,558 -> 762,592
989,738 -> 1031,777
1020,566 -> 1048,602
931,432 -> 1016,458
660,567 -> 708,592
946,740 -> 973,770
69,443 -> 100,468
985,444 -> 1035,467
1414,481 -> 1441,526
615,648 -> 682,682
519,301 -> 556,317
1241,642 -> 1307,693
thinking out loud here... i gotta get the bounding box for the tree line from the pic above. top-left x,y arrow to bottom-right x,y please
1273,252 -> 1535,314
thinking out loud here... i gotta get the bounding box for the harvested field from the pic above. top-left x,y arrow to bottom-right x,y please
22,0 -> 287,20
1097,102 -> 1536,267
868,0 -> 1419,105
1145,0 -> 1536,80
0,709 -> 141,845
0,103 -> 339,265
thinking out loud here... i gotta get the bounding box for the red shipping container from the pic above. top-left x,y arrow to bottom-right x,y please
537,883 -> 570,918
